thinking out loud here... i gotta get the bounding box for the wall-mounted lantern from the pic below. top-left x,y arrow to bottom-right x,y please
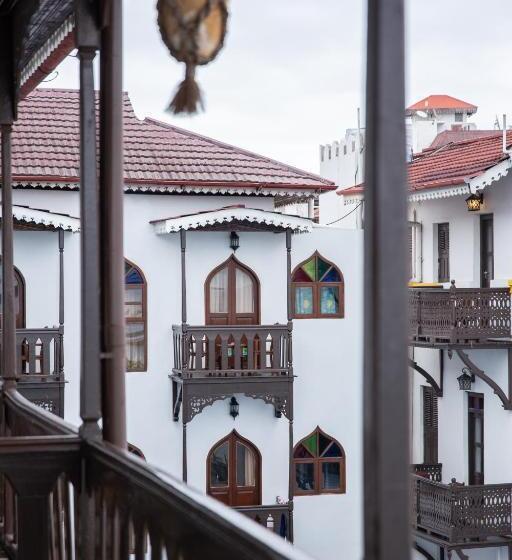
229,396 -> 239,419
465,192 -> 483,212
457,367 -> 474,391
230,231 -> 240,252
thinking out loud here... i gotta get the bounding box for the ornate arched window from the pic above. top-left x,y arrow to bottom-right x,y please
205,256 -> 260,325
125,260 -> 147,371
207,430 -> 261,506
293,427 -> 345,495
291,252 -> 344,318
0,266 -> 25,328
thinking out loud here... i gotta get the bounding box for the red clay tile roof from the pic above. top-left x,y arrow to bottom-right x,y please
406,95 -> 477,115
429,130 -> 499,149
342,131 -> 512,195
12,88 -> 334,193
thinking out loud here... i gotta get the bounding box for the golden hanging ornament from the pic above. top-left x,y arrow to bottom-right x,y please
157,0 -> 229,115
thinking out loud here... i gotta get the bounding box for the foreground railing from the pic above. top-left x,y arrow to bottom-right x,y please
411,463 -> 442,482
173,324 -> 292,377
236,504 -> 292,541
411,474 -> 512,543
409,286 -> 511,344
0,388 -> 305,560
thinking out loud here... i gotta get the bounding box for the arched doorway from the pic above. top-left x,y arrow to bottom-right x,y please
205,256 -> 259,325
207,430 -> 261,506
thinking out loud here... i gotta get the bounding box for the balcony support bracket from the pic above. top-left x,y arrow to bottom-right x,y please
409,359 -> 443,396
456,349 -> 512,410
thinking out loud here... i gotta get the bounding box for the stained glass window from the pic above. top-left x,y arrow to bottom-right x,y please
291,253 -> 344,318
293,428 -> 345,495
125,261 -> 146,371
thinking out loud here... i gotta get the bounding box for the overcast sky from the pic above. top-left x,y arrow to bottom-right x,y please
43,0 -> 512,174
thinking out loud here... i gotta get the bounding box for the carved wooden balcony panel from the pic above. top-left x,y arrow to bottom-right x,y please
411,474 -> 512,545
409,287 -> 512,346
236,504 -> 292,541
411,463 -> 442,483
173,324 -> 293,378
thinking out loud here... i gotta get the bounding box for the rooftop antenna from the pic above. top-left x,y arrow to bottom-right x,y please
503,114 -> 508,154
494,115 -> 501,130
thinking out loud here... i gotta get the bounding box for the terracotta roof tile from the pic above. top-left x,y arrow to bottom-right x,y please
429,130 -> 499,149
12,89 -> 333,193
406,95 -> 477,115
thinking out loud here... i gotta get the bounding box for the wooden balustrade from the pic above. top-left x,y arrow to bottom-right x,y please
409,287 -> 511,344
411,463 -> 442,482
173,324 -> 293,377
0,389 -> 303,560
236,504 -> 292,540
411,474 -> 512,544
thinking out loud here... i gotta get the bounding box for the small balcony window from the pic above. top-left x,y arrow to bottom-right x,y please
125,260 -> 147,371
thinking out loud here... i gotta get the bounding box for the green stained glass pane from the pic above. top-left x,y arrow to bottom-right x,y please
317,258 -> 331,281
295,287 -> 313,315
303,433 -> 318,457
302,258 -> 317,281
320,286 -> 339,314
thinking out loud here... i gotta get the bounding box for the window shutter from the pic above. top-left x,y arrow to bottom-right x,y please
423,386 -> 438,464
437,223 -> 450,283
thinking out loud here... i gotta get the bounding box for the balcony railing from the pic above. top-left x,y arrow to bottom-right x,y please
173,324 -> 292,378
236,504 -> 292,541
409,286 -> 511,344
411,474 -> 512,544
0,389 -> 305,560
411,463 -> 442,482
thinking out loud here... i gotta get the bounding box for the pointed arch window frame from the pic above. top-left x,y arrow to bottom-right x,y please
125,259 -> 147,372
293,426 -> 346,496
291,251 -> 344,319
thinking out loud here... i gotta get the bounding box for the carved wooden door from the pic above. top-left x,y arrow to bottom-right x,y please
468,393 -> 484,485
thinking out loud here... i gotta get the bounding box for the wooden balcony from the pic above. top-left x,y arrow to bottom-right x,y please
411,462 -> 442,482
171,324 -> 294,422
411,474 -> 512,546
236,504 -> 292,541
409,286 -> 512,347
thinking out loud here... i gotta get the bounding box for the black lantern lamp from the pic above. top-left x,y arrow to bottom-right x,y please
466,192 -> 483,212
457,367 -> 474,391
229,397 -> 239,419
230,231 -> 240,252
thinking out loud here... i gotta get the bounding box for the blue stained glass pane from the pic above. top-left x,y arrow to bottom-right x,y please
295,287 -> 313,315
126,267 -> 143,284
320,286 -> 339,314
322,267 -> 341,282
322,442 -> 342,458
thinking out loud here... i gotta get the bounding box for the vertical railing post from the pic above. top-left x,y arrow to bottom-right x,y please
364,0 -> 410,558
100,0 -> 127,448
76,0 -> 102,440
1,124 -> 16,389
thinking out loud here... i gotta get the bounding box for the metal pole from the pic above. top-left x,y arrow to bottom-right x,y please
286,229 -> 292,321
364,0 -> 410,558
58,229 -> 65,378
1,124 -> 16,389
100,0 -> 127,448
181,229 -> 187,324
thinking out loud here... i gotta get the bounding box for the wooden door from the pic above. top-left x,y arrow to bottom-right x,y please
437,223 -> 450,283
480,214 -> 494,288
206,257 -> 259,326
468,393 -> 484,485
207,431 -> 261,507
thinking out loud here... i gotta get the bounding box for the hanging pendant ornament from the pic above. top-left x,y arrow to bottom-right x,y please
157,0 -> 229,115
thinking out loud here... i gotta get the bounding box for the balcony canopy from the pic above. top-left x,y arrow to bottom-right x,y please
150,205 -> 314,234
2,204 -> 80,232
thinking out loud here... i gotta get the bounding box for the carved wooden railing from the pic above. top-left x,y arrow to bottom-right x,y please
411,463 -> 442,482
236,504 -> 292,541
0,389 -> 304,560
409,286 -> 511,344
173,324 -> 293,377
411,474 -> 512,543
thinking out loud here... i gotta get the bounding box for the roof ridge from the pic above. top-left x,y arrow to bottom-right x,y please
144,116 -> 334,186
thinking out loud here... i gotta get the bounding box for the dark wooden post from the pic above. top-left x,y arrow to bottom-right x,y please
286,229 -> 292,321
58,229 -> 65,378
182,422 -> 187,482
100,0 -> 127,448
1,124 -> 16,389
364,0 -> 410,558
181,229 -> 187,324
76,0 -> 101,440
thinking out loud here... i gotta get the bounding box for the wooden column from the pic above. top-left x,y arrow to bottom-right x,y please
363,0 -> 410,558
286,229 -> 292,321
1,123 -> 16,388
76,0 -> 101,439
182,422 -> 187,482
100,0 -> 127,448
58,229 -> 65,378
181,229 -> 187,324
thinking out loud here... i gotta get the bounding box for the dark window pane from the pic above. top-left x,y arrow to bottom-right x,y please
296,463 -> 315,491
210,441 -> 229,487
295,287 -> 314,315
292,268 -> 313,282
294,444 -> 313,459
319,432 -> 332,455
126,267 -> 143,284
322,268 -> 341,282
321,462 -> 340,490
320,286 -> 339,314
303,433 -> 318,457
322,442 -> 343,458
317,258 -> 331,280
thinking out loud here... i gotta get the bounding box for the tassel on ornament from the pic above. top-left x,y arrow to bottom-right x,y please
169,63 -> 203,115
